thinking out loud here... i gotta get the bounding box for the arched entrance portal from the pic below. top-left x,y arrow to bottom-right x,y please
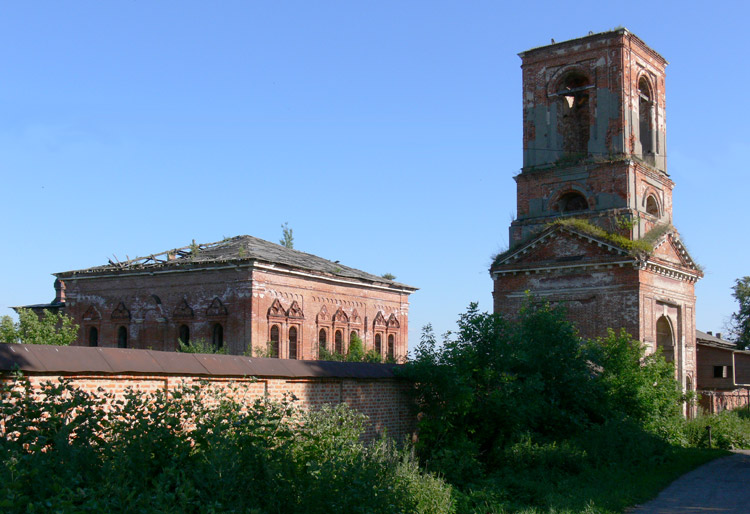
656,316 -> 675,363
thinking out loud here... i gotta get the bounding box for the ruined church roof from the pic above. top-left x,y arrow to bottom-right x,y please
56,235 -> 417,292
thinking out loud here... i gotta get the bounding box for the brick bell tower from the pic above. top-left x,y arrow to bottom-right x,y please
491,29 -> 702,394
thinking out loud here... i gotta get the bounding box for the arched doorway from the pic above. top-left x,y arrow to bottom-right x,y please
88,326 -> 98,347
117,326 -> 127,349
656,316 -> 674,363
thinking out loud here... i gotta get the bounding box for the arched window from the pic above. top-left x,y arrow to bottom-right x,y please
318,328 -> 327,352
270,325 -> 280,358
387,334 -> 395,360
335,330 -> 343,354
375,334 -> 382,355
656,316 -> 674,363
88,326 -> 98,347
558,71 -> 591,154
558,192 -> 588,212
178,324 -> 190,345
646,195 -> 659,217
639,77 -> 654,155
117,326 -> 127,349
289,326 -> 298,360
350,331 -> 358,342
212,323 -> 224,350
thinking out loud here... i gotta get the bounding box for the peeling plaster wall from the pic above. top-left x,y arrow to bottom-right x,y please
639,273 -> 697,389
520,30 -> 667,172
493,265 -> 641,341
61,266 -> 411,361
63,267 -> 253,354
250,268 -> 410,361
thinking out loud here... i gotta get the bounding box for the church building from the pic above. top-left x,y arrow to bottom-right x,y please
490,29 -> 702,391
40,235 -> 415,360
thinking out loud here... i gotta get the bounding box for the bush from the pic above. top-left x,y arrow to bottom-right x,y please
318,333 -> 384,363
0,373 -> 453,513
399,300 -> 690,484
177,337 -> 227,354
684,410 -> 750,449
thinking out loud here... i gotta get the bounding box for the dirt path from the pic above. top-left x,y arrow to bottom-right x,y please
628,450 -> 750,513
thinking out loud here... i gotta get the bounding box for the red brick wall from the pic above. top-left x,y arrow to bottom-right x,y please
699,388 -> 750,414
62,263 -> 410,361
2,371 -> 415,442
250,267 -> 410,361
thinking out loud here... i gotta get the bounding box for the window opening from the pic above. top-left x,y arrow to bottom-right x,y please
638,77 -> 654,155
713,366 -> 731,379
387,334 -> 395,360
270,325 -> 279,358
117,326 -> 127,349
335,330 -> 343,354
646,195 -> 659,217
289,326 -> 298,360
656,316 -> 674,363
318,328 -> 327,353
179,324 -> 190,345
88,326 -> 98,347
375,334 -> 382,355
212,323 -> 224,350
558,72 -> 591,155
558,192 -> 588,212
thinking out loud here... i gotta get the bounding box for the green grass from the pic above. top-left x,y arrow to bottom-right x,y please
454,446 -> 726,513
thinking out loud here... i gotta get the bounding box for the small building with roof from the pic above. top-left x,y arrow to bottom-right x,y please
29,235 -> 416,360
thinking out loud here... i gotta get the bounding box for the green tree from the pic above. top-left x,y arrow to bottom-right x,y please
346,333 -> 365,362
399,298 -> 687,482
381,273 -> 396,281
730,276 -> 750,349
280,222 -> 294,249
0,308 -> 78,346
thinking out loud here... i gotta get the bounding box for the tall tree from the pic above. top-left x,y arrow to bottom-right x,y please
0,308 -> 78,346
279,222 -> 294,249
730,276 -> 750,349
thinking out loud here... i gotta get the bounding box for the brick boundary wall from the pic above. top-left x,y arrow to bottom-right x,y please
699,388 -> 750,415
0,344 -> 416,442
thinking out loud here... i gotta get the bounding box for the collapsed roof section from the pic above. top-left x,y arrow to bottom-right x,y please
56,235 -> 417,293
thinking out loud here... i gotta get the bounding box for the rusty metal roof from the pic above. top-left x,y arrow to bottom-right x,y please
55,235 -> 417,292
0,344 -> 404,379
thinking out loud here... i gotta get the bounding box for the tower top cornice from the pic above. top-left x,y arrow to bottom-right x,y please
518,28 -> 668,66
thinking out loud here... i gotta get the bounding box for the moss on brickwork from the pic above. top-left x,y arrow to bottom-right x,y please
549,218 -> 668,256
491,218 -> 675,268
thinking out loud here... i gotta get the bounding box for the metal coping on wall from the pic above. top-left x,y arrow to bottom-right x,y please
0,344 -> 403,379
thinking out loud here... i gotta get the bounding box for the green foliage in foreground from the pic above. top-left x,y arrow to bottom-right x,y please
684,408 -> 750,450
399,300 -> 728,513
0,308 -> 78,346
0,375 -> 453,514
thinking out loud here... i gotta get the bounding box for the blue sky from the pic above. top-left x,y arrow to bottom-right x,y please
1,1 -> 747,347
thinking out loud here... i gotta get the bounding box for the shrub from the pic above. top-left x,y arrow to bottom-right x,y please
400,299 -> 690,484
0,373 -> 452,513
177,337 -> 227,354
684,410 -> 750,449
